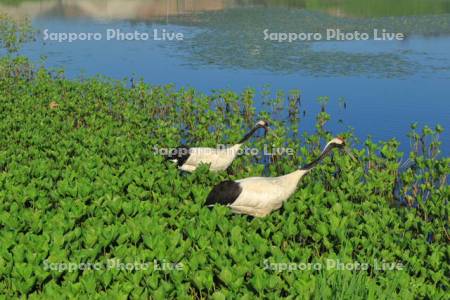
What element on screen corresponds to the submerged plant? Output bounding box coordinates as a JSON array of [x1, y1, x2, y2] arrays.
[[0, 13, 34, 54]]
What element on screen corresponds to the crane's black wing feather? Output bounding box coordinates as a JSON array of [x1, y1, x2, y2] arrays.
[[164, 145, 191, 167], [205, 180, 242, 206]]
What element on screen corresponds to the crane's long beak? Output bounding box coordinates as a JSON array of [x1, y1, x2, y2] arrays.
[[342, 147, 357, 162]]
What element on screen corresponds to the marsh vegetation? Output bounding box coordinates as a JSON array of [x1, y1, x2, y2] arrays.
[[0, 9, 449, 299]]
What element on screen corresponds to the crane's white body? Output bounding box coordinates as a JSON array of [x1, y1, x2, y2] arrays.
[[180, 144, 242, 172], [206, 138, 349, 217], [229, 169, 309, 217], [169, 120, 269, 172]]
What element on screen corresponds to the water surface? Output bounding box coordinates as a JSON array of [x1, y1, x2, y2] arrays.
[[2, 0, 449, 153]]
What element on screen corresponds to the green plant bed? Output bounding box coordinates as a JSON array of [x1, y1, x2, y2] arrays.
[[0, 56, 448, 298]]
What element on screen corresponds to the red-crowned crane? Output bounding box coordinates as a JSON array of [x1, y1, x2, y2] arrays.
[[205, 137, 355, 217], [166, 120, 270, 172]]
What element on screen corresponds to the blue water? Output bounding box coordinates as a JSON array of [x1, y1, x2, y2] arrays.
[[11, 4, 450, 155]]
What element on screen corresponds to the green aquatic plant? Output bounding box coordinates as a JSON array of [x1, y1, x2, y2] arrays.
[[0, 12, 34, 53], [0, 56, 448, 298]]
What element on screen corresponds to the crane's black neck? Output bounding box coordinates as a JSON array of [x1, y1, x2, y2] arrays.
[[238, 125, 262, 144], [299, 143, 339, 171]]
